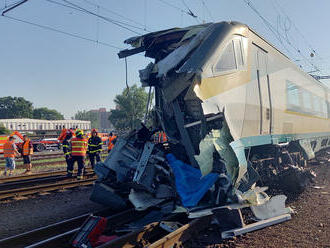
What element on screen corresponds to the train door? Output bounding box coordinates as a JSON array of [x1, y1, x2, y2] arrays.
[[254, 44, 272, 135]]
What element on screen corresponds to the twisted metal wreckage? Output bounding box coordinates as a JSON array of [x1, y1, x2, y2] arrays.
[[90, 22, 321, 238]]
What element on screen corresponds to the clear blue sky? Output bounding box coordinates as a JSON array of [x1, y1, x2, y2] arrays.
[[1, 0, 329, 118]]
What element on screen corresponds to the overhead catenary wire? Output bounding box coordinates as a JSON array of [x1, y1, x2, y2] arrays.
[[157, 0, 199, 21], [271, 0, 327, 74], [48, 0, 144, 35], [2, 14, 123, 50], [242, 0, 321, 73], [201, 0, 214, 22], [80, 0, 152, 32]]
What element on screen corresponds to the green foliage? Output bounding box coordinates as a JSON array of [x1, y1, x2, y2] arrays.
[[0, 124, 10, 135], [0, 97, 64, 121], [33, 107, 64, 120], [74, 110, 99, 129], [109, 85, 150, 130], [0, 96, 33, 118]]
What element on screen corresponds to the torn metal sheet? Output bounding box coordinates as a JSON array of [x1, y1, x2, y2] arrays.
[[129, 190, 164, 211], [221, 214, 292, 239], [156, 26, 210, 77], [237, 186, 269, 205], [250, 195, 293, 220], [212, 124, 239, 183]]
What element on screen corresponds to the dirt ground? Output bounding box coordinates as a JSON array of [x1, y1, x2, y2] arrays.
[[191, 159, 330, 248], [0, 186, 104, 239], [0, 157, 328, 247]]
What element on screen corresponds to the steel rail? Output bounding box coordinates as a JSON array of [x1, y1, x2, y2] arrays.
[[0, 150, 109, 161], [0, 168, 94, 184], [5, 209, 140, 248], [0, 208, 120, 248], [0, 177, 95, 200], [0, 171, 95, 191]]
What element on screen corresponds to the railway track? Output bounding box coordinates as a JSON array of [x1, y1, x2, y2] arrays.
[[0, 172, 96, 200], [0, 168, 94, 188], [0, 208, 129, 248], [0, 150, 109, 162], [0, 205, 211, 248], [0, 169, 89, 183]]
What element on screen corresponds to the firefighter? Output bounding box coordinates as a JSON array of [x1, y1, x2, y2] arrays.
[[71, 129, 88, 180], [21, 135, 33, 174], [62, 130, 73, 177], [107, 132, 117, 153], [87, 129, 102, 169]]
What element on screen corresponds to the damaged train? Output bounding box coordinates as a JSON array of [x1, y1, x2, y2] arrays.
[[91, 21, 330, 220]]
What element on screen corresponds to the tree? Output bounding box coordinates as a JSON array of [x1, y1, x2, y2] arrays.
[[33, 107, 64, 120], [109, 85, 150, 130], [0, 96, 33, 119], [74, 110, 99, 129], [0, 124, 10, 135]]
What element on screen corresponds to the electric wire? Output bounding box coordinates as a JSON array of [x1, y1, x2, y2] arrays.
[[242, 0, 320, 73], [201, 0, 214, 22], [2, 14, 123, 50], [157, 0, 199, 20], [80, 0, 152, 32], [48, 0, 144, 35], [271, 0, 328, 74]]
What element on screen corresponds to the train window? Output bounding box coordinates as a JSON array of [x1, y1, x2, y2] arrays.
[[321, 100, 327, 118], [313, 95, 321, 115], [302, 90, 312, 110], [214, 41, 237, 73], [286, 81, 300, 107], [233, 39, 244, 67]]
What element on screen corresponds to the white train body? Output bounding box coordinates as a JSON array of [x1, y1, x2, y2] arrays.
[[119, 21, 330, 194]]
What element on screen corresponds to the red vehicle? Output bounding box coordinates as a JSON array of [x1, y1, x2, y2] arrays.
[[31, 138, 61, 152]]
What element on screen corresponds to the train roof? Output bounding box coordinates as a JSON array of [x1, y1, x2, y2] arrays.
[[119, 21, 329, 91]]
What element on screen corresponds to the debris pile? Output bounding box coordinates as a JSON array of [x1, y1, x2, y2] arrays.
[[88, 21, 318, 244]]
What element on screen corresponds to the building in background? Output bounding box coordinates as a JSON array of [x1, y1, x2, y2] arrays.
[[0, 118, 91, 131], [90, 108, 113, 132]]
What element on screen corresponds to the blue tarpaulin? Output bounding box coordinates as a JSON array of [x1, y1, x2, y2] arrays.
[[166, 154, 218, 207]]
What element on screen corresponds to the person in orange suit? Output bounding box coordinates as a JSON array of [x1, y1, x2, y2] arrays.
[[21, 135, 33, 174], [107, 132, 117, 153], [3, 136, 20, 176]]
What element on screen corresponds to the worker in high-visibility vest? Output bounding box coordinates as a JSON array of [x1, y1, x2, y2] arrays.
[[107, 132, 117, 153], [21, 135, 33, 174], [158, 131, 168, 143], [62, 130, 73, 177], [3, 136, 20, 176], [71, 129, 88, 180]]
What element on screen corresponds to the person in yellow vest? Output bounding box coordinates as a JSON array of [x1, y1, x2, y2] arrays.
[[22, 135, 33, 174], [107, 132, 117, 153], [71, 129, 88, 180], [3, 136, 20, 176]]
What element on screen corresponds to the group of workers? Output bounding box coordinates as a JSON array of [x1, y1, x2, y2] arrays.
[[3, 135, 34, 176], [2, 129, 117, 178], [62, 129, 117, 179], [2, 129, 166, 177]]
